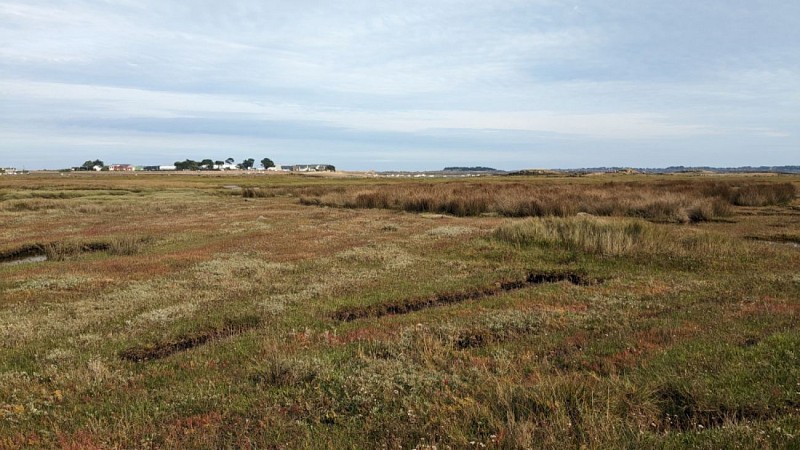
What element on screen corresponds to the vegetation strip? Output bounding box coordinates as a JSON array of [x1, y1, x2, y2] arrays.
[[300, 180, 796, 221], [119, 316, 261, 362], [0, 237, 151, 263], [332, 271, 602, 321], [0, 242, 109, 263]]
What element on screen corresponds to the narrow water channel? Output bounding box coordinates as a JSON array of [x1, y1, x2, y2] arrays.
[[1, 255, 48, 266]]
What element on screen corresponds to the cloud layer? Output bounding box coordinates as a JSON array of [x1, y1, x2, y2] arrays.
[[2, 1, 798, 169]]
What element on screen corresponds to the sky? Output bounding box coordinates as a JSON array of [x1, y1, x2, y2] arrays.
[[1, 1, 798, 171]]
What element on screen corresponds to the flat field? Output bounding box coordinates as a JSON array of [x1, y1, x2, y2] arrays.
[[1, 172, 799, 448]]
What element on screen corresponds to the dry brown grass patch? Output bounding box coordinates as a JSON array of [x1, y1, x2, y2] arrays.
[[296, 179, 773, 222]]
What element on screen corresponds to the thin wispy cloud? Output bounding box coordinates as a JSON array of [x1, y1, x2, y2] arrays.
[[1, 0, 798, 170]]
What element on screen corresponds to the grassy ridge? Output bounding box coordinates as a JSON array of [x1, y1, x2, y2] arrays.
[[0, 172, 798, 448]]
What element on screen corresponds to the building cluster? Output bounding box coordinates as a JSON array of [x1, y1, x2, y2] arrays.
[[138, 164, 335, 172], [279, 164, 336, 172], [70, 163, 336, 172]]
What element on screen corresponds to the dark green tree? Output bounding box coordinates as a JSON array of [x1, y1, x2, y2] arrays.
[[260, 158, 275, 169], [174, 159, 200, 171], [225, 157, 235, 165], [81, 159, 104, 170], [200, 159, 215, 170], [238, 158, 255, 170]]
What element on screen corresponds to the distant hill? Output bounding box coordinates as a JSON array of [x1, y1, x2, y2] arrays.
[[544, 166, 800, 175], [443, 166, 498, 172], [378, 165, 799, 178]]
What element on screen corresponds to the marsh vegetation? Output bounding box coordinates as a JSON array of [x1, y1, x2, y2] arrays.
[[1, 172, 798, 448]]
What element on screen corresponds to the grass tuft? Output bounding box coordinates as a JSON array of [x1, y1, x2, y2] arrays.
[[494, 216, 653, 256]]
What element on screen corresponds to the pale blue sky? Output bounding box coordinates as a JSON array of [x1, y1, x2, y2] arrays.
[[1, 1, 798, 170]]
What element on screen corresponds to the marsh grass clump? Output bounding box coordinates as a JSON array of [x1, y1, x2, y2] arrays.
[[494, 217, 655, 256], [250, 356, 321, 387], [728, 183, 797, 206], [494, 216, 743, 262], [107, 235, 153, 255], [352, 191, 392, 209], [41, 241, 101, 261], [686, 198, 733, 223], [242, 187, 272, 198]]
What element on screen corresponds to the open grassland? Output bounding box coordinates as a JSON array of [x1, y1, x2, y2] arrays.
[[1, 172, 799, 448]]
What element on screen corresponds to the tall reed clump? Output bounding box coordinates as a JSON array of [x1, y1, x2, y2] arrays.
[[493, 216, 739, 259], [107, 235, 152, 256], [728, 183, 796, 206], [242, 187, 270, 198], [494, 217, 656, 256], [41, 241, 91, 261]]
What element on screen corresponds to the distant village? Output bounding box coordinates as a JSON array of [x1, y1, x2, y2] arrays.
[[65, 158, 335, 173], [3, 162, 800, 176]]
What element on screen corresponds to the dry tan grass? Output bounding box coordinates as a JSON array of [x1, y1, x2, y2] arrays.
[[493, 215, 743, 259], [297, 179, 778, 222]]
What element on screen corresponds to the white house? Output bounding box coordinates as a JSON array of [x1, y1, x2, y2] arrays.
[[213, 163, 238, 170]]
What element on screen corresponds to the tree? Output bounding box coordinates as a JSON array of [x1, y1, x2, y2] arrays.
[[81, 159, 104, 170], [174, 159, 199, 171], [215, 160, 224, 168], [200, 159, 215, 170], [225, 157, 235, 165], [261, 158, 275, 169], [238, 158, 255, 170]]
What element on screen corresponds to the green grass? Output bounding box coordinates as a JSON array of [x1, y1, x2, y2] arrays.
[[0, 172, 798, 448]]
